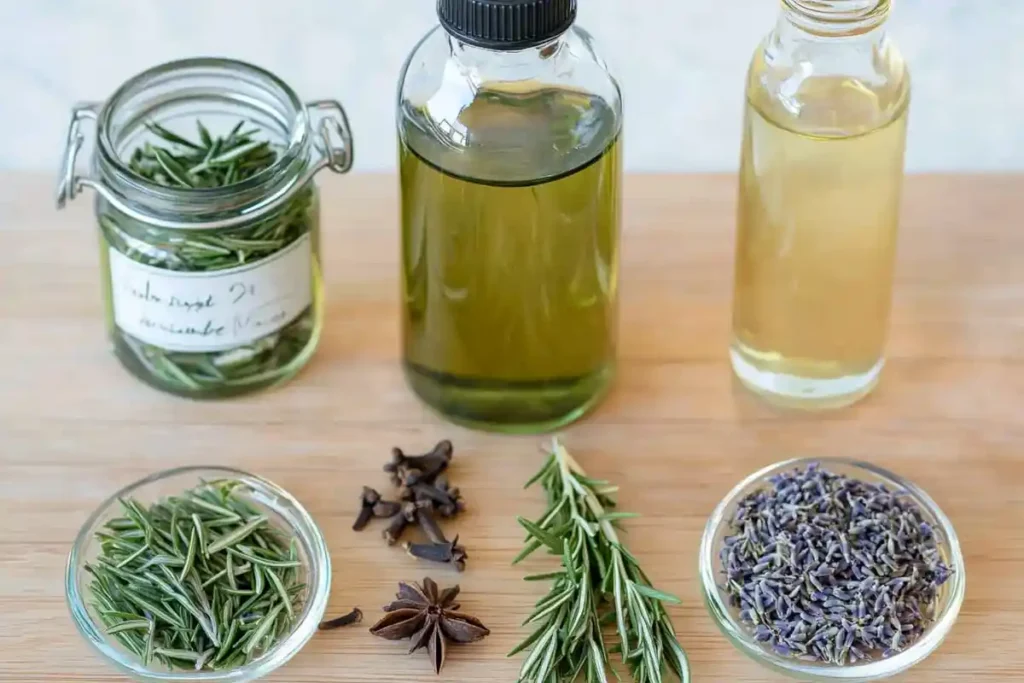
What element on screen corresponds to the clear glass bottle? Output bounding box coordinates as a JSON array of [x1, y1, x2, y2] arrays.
[[56, 58, 354, 398], [730, 0, 910, 409], [397, 0, 623, 432]]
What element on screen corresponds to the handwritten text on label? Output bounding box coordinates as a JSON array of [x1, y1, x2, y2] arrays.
[[108, 234, 313, 352]]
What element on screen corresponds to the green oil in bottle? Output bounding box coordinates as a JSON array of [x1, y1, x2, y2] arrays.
[[399, 85, 621, 432]]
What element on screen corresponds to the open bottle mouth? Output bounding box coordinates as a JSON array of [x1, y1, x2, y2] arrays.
[[785, 0, 888, 17], [783, 0, 891, 35], [96, 57, 311, 217]]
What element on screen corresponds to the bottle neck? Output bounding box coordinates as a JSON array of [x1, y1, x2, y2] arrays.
[[447, 32, 568, 76], [760, 0, 906, 137], [781, 0, 890, 37]]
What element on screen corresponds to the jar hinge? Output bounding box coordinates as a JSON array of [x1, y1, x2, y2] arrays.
[[55, 102, 100, 210], [306, 99, 355, 174]]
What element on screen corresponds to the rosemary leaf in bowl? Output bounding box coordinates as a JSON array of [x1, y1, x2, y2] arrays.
[[84, 478, 307, 671]]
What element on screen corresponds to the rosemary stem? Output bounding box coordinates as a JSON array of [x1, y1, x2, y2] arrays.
[[513, 440, 690, 683]]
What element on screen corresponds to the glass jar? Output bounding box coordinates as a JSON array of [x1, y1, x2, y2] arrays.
[[56, 58, 354, 398], [66, 466, 332, 682], [397, 0, 623, 433], [730, 0, 910, 409]]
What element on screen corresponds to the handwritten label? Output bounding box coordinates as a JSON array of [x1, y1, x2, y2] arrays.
[[108, 235, 313, 352]]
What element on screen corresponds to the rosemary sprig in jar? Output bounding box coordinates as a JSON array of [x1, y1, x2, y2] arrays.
[[84, 479, 306, 671], [99, 119, 319, 397], [511, 440, 691, 683]]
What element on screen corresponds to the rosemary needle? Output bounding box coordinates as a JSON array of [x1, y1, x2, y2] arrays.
[[115, 544, 149, 569], [253, 564, 265, 596], [265, 568, 294, 619], [192, 513, 207, 551], [180, 527, 197, 581], [229, 546, 302, 568], [243, 603, 285, 655], [206, 516, 267, 555], [106, 620, 152, 634], [84, 479, 305, 672]]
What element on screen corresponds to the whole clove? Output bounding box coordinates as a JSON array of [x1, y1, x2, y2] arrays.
[[319, 607, 363, 630], [415, 507, 447, 544], [353, 440, 467, 568], [383, 513, 409, 546], [403, 478, 464, 518], [353, 487, 382, 531], [404, 536, 468, 572], [404, 460, 449, 487], [373, 499, 402, 519], [406, 505, 468, 571], [383, 501, 424, 546], [385, 440, 454, 487], [432, 477, 464, 518], [354, 487, 404, 532]]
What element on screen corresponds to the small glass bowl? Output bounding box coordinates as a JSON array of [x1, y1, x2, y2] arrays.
[[699, 457, 966, 682], [66, 466, 331, 683]]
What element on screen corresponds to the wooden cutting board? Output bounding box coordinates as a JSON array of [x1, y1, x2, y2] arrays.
[[1, 173, 1021, 682]]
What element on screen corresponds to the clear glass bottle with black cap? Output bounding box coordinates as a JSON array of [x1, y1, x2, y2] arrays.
[[397, 0, 622, 433]]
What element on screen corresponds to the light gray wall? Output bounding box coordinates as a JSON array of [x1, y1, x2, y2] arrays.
[[3, 0, 1021, 172]]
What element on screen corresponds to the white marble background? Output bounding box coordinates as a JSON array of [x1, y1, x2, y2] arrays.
[[1, 0, 1021, 172]]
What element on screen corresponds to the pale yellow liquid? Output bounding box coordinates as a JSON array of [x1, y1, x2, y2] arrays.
[[731, 95, 909, 408]]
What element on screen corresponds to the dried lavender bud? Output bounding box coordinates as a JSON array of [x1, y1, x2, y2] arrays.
[[719, 463, 953, 666]]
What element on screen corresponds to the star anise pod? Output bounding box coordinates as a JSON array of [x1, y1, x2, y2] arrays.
[[369, 578, 490, 674]]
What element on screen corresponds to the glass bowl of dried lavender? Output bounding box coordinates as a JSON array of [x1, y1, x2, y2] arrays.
[[65, 466, 331, 682], [699, 458, 965, 681]]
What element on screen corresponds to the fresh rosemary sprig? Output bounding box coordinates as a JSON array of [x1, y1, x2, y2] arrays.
[[100, 119, 318, 397], [85, 479, 306, 671], [511, 440, 690, 683]]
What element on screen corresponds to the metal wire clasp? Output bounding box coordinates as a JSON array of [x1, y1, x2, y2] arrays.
[[55, 102, 100, 209], [54, 99, 355, 229], [306, 100, 355, 174]]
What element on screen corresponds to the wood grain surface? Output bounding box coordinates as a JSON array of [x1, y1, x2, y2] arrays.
[[1, 173, 1022, 682]]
